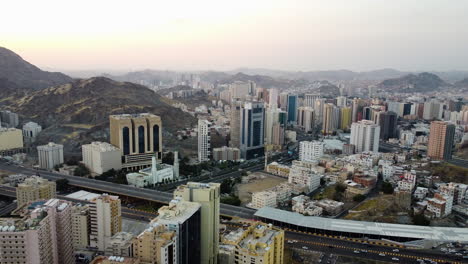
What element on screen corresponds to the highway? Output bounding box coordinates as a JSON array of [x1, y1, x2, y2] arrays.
[[0, 185, 158, 221], [0, 161, 257, 219]]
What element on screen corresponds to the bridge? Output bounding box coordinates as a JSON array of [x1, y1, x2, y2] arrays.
[[0, 161, 256, 219]]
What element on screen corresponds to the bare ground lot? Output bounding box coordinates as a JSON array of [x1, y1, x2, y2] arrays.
[[235, 172, 286, 205]]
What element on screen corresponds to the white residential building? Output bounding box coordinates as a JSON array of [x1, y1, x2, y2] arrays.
[[37, 142, 64, 169], [22, 121, 42, 143], [198, 119, 211, 162], [397, 170, 417, 192], [350, 120, 380, 153], [251, 191, 277, 209], [289, 161, 321, 193], [82, 141, 122, 174], [299, 141, 324, 162]]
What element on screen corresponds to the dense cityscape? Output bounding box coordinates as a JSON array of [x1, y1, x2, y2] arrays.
[[1, 1, 468, 264]]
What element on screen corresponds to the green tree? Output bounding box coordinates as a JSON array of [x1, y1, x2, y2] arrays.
[[221, 195, 241, 206], [220, 178, 233, 194], [381, 181, 394, 194], [353, 194, 366, 202], [73, 164, 90, 177], [335, 183, 347, 193], [412, 214, 430, 226], [333, 192, 343, 201], [56, 178, 69, 192]]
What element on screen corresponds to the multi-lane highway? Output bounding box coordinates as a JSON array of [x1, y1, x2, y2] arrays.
[[0, 161, 257, 219]]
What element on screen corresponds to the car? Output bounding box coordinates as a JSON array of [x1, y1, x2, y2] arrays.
[[379, 253, 386, 256], [392, 257, 399, 261], [287, 240, 294, 244], [392, 249, 399, 252], [353, 250, 360, 254], [302, 246, 308, 250], [361, 250, 367, 253]]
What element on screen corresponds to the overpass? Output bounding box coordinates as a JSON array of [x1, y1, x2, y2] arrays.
[[0, 162, 256, 219]]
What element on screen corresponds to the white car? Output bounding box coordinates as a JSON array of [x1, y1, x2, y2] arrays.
[[392, 249, 399, 252], [392, 257, 399, 261], [354, 250, 360, 254], [302, 246, 308, 250], [379, 253, 386, 256]]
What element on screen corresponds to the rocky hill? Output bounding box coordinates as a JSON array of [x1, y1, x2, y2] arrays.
[[0, 77, 197, 154], [0, 47, 73, 90], [378, 72, 449, 93], [455, 77, 468, 88]]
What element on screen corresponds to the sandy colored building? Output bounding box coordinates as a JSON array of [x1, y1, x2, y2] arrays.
[[109, 113, 162, 170], [174, 182, 220, 264], [427, 121, 455, 160], [16, 176, 56, 208], [219, 222, 284, 264], [71, 204, 90, 249], [0, 127, 23, 151], [133, 221, 177, 264], [89, 194, 122, 251]]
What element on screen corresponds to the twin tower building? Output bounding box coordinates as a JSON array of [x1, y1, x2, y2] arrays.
[[109, 113, 163, 170]]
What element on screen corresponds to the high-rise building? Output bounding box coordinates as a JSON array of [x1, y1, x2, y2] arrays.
[[71, 204, 90, 249], [340, 107, 352, 130], [198, 119, 211, 162], [89, 194, 122, 251], [0, 110, 19, 128], [229, 100, 242, 148], [379, 111, 397, 140], [304, 94, 320, 108], [16, 176, 56, 207], [152, 198, 202, 264], [240, 101, 265, 159], [0, 199, 75, 264], [265, 108, 287, 145], [278, 93, 289, 110], [22, 121, 42, 143], [336, 96, 347, 108], [229, 81, 255, 100], [134, 221, 178, 264], [351, 98, 365, 122], [271, 123, 285, 147], [299, 141, 324, 162], [350, 120, 380, 153], [286, 95, 298, 124], [218, 222, 284, 264], [322, 103, 339, 135], [268, 88, 279, 108], [82, 142, 122, 174], [297, 107, 315, 133], [0, 127, 23, 151], [427, 121, 455, 160], [174, 182, 220, 264], [314, 98, 327, 124], [109, 113, 162, 170], [256, 87, 269, 103], [37, 142, 64, 170], [423, 100, 443, 120]]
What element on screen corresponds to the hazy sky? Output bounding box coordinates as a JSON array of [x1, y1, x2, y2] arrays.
[[2, 0, 468, 71]]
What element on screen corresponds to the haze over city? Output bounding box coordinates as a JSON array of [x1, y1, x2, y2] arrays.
[[2, 0, 468, 71]]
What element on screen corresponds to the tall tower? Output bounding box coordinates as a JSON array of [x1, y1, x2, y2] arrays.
[[379, 111, 397, 140], [173, 151, 179, 179], [427, 121, 455, 160], [350, 120, 381, 153], [286, 94, 298, 125], [174, 182, 220, 264], [229, 100, 242, 148], [198, 119, 211, 162], [240, 101, 265, 159], [109, 113, 162, 170]]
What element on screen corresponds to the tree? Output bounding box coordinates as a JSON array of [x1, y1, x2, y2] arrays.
[[320, 178, 326, 186], [220, 178, 233, 194], [335, 183, 347, 193], [73, 164, 90, 177], [353, 194, 366, 202], [381, 181, 394, 194], [221, 195, 241, 206], [56, 178, 69, 192], [412, 214, 430, 226], [332, 192, 343, 202]]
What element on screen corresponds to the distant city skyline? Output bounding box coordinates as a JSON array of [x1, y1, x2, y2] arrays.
[[2, 0, 468, 71]]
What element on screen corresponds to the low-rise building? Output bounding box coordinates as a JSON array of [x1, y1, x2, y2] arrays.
[[218, 223, 284, 264], [16, 176, 56, 207], [265, 162, 290, 178], [212, 146, 240, 161], [105, 232, 135, 257], [251, 191, 277, 209], [426, 193, 453, 218], [126, 155, 175, 187], [313, 199, 344, 215]]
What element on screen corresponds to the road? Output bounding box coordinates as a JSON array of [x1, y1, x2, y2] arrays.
[[0, 185, 157, 221], [0, 161, 257, 219]]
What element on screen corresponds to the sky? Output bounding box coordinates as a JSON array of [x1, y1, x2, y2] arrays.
[[2, 0, 468, 72]]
